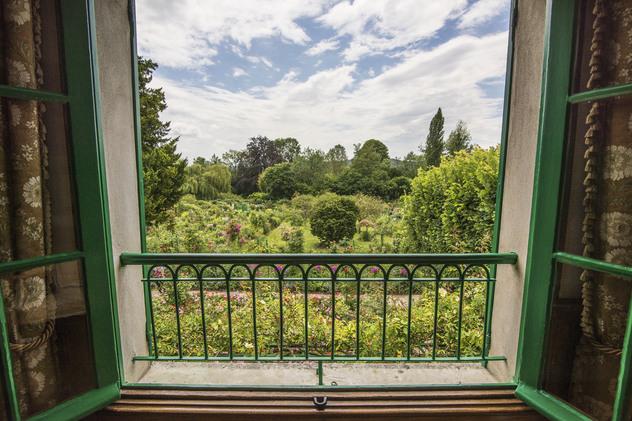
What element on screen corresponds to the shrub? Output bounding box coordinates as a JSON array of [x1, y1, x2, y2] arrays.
[[403, 147, 498, 253], [281, 225, 304, 253], [290, 194, 317, 219], [310, 195, 359, 244], [258, 162, 298, 199], [353, 194, 388, 221], [388, 176, 412, 199]]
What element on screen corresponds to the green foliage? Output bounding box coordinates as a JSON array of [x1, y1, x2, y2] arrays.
[[403, 147, 499, 253], [223, 136, 285, 196], [388, 176, 412, 199], [423, 108, 445, 167], [274, 137, 301, 162], [280, 225, 304, 253], [446, 120, 473, 156], [290, 194, 317, 219], [139, 57, 186, 225], [291, 148, 327, 194], [399, 152, 425, 178], [353, 194, 388, 221], [325, 144, 348, 174], [258, 162, 298, 199], [310, 195, 359, 244], [182, 159, 232, 200]]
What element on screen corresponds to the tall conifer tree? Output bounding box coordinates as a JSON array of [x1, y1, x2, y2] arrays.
[[423, 108, 445, 167]]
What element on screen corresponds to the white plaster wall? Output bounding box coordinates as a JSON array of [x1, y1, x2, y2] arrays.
[[487, 0, 547, 382], [94, 0, 149, 383]]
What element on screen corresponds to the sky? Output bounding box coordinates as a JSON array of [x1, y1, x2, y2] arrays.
[[136, 0, 510, 160]]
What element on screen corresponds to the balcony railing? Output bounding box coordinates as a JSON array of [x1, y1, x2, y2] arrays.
[[120, 253, 517, 365]]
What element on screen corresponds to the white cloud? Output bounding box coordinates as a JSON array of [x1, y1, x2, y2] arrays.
[[305, 39, 340, 56], [317, 0, 468, 61], [458, 0, 509, 29], [232, 67, 248, 78], [136, 0, 331, 68], [152, 32, 508, 160]]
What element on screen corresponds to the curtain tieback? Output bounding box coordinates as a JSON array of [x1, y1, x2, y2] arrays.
[[9, 319, 54, 353]]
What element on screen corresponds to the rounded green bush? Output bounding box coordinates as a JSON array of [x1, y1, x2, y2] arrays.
[[309, 196, 359, 244]]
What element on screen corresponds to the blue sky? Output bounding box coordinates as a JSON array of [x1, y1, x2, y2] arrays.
[[136, 0, 510, 160]]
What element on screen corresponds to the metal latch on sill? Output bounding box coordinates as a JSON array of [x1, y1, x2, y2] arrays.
[[313, 396, 328, 410]]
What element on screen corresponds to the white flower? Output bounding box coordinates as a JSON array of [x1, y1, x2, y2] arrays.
[[8, 60, 31, 87], [602, 145, 632, 181], [600, 212, 632, 247], [9, 104, 22, 127], [604, 248, 632, 267], [6, 0, 31, 25], [22, 216, 42, 241], [17, 276, 45, 312], [22, 176, 41, 208], [20, 144, 35, 162]]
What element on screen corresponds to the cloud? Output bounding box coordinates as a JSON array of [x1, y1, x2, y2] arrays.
[[136, 0, 331, 68], [317, 0, 468, 61], [152, 32, 508, 160], [232, 68, 248, 78], [305, 39, 340, 56], [458, 0, 510, 29]]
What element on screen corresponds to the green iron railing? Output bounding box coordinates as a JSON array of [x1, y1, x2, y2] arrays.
[[121, 253, 517, 364]]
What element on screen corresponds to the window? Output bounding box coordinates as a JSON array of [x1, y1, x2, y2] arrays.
[[0, 1, 120, 419], [516, 1, 632, 420]]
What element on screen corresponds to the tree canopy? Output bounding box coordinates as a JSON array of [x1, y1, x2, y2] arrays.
[[258, 162, 298, 199], [182, 158, 232, 200], [446, 120, 473, 156], [403, 147, 499, 253], [139, 57, 186, 225], [423, 108, 445, 167]]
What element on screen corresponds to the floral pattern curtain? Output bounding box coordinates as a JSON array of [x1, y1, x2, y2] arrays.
[[570, 0, 632, 419], [0, 0, 58, 416]]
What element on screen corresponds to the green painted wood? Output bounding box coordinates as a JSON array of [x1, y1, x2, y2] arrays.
[[120, 252, 519, 266], [28, 383, 119, 421], [0, 85, 68, 103], [0, 295, 20, 420], [554, 252, 632, 280], [514, 0, 574, 387], [568, 81, 632, 104], [0, 251, 83, 276], [612, 294, 632, 420], [516, 384, 592, 421], [62, 0, 121, 389]]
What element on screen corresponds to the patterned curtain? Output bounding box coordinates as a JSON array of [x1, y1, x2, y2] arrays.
[[0, 0, 58, 416], [570, 1, 632, 419]]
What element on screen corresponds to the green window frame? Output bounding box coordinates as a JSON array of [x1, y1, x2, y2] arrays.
[[0, 0, 121, 419], [515, 0, 632, 420]]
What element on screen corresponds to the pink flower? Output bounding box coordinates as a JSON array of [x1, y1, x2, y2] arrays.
[[369, 267, 379, 274]]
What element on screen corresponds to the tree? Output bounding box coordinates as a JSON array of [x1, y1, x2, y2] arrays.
[[423, 108, 445, 167], [258, 162, 297, 199], [139, 57, 186, 225], [325, 144, 348, 174], [403, 147, 499, 253], [182, 159, 232, 200], [310, 195, 359, 244], [274, 138, 301, 162], [399, 152, 424, 178], [224, 136, 284, 195], [292, 148, 327, 193], [446, 120, 472, 156]]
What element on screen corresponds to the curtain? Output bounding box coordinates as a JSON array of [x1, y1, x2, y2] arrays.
[[570, 0, 632, 419], [0, 0, 58, 416]]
